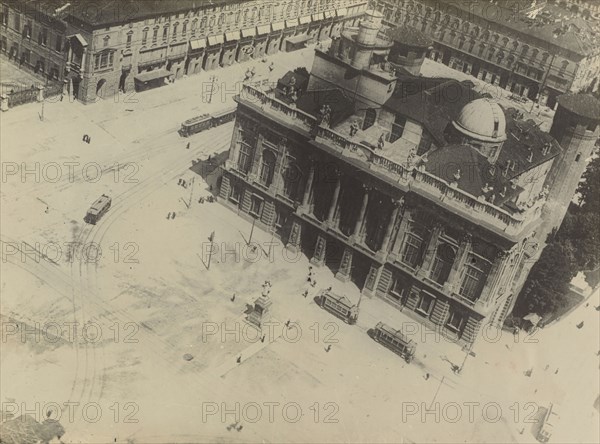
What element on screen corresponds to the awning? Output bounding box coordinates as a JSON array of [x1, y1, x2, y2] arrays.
[[225, 31, 240, 42], [241, 27, 256, 38], [189, 38, 207, 50], [207, 35, 224, 46], [272, 21, 285, 31], [285, 19, 299, 28], [337, 8, 347, 17], [68, 33, 88, 47], [135, 69, 172, 83], [286, 34, 311, 45], [299, 15, 311, 25], [257, 25, 270, 35], [312, 13, 325, 21], [324, 10, 335, 19]]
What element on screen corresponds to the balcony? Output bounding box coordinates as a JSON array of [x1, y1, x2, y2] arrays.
[[237, 85, 541, 240]]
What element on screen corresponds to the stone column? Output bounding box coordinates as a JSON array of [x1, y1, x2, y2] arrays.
[[248, 132, 264, 181], [388, 207, 412, 262], [286, 219, 302, 253], [270, 138, 287, 194], [460, 316, 482, 344], [444, 233, 472, 294], [417, 223, 442, 278], [335, 247, 353, 282], [478, 250, 509, 305], [326, 172, 342, 227], [299, 159, 315, 215], [226, 123, 243, 170], [351, 185, 370, 243], [310, 233, 327, 266], [362, 262, 383, 298], [377, 198, 403, 258]]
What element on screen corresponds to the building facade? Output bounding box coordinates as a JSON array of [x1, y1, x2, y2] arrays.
[[218, 10, 600, 345], [1, 0, 368, 103], [370, 0, 600, 109], [1, 1, 68, 84]]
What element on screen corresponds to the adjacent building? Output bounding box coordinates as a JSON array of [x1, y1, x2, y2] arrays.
[[218, 10, 600, 345], [370, 0, 600, 109], [1, 0, 368, 103]]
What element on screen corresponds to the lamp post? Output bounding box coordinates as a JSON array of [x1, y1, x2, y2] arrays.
[[248, 213, 258, 245], [208, 75, 218, 104]]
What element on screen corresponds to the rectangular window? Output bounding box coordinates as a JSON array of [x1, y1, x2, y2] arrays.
[[459, 264, 484, 301], [446, 311, 464, 331], [401, 233, 423, 268], [250, 195, 263, 217], [41, 27, 47, 45], [153, 28, 158, 43], [1, 6, 8, 26], [417, 292, 435, 316], [142, 29, 148, 45], [390, 114, 406, 143], [14, 13, 20, 32], [430, 242, 456, 285], [237, 142, 253, 174], [25, 20, 31, 37], [388, 277, 406, 303], [275, 210, 287, 228], [163, 27, 168, 41], [55, 35, 62, 52], [229, 182, 241, 203], [126, 33, 132, 48]]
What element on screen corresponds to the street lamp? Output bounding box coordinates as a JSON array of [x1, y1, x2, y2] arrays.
[[248, 213, 258, 245], [208, 75, 218, 104]]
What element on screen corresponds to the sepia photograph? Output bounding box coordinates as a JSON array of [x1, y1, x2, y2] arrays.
[[1, 0, 599, 443]]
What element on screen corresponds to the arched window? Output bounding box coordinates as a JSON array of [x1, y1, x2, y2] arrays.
[[283, 163, 302, 201], [501, 37, 509, 47], [559, 60, 569, 76], [182, 21, 187, 36], [259, 150, 277, 187], [218, 13, 224, 26], [521, 44, 529, 57], [200, 17, 207, 29], [172, 23, 178, 38], [209, 16, 215, 27], [430, 242, 456, 285]]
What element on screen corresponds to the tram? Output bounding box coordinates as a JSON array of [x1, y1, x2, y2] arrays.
[[372, 321, 417, 363], [84, 194, 111, 225]]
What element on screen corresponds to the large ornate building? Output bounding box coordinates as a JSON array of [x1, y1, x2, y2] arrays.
[[218, 10, 600, 345], [370, 0, 600, 109], [1, 0, 368, 103]]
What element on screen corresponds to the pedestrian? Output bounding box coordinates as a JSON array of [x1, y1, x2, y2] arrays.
[[171, 212, 176, 219], [236, 424, 243, 432], [208, 154, 212, 162], [326, 344, 332, 352], [555, 368, 559, 374], [261, 334, 265, 343], [236, 355, 241, 364], [60, 94, 64, 102], [302, 290, 308, 298], [186, 142, 190, 149], [87, 136, 91, 144], [231, 293, 236, 302], [285, 319, 290, 328], [326, 286, 332, 292], [167, 212, 171, 219], [45, 206, 49, 214], [424, 373, 430, 380], [82, 134, 87, 142]]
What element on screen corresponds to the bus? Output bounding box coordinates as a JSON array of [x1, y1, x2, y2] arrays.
[[372, 321, 417, 363], [318, 291, 358, 324], [84, 194, 111, 225]]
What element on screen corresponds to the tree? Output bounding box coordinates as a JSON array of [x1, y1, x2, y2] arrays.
[[577, 154, 600, 214], [514, 241, 577, 318]]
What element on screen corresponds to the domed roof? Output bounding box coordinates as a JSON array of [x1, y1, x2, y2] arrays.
[[452, 99, 507, 143]]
